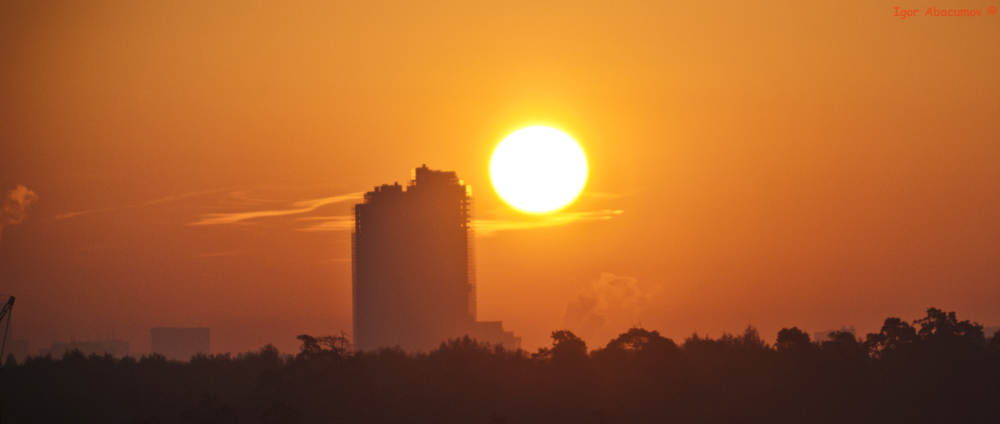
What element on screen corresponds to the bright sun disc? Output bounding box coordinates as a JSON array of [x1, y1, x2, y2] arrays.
[[490, 126, 588, 213]]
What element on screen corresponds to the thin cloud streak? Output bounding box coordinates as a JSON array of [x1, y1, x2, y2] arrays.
[[297, 210, 624, 234], [56, 188, 230, 220], [217, 187, 292, 207], [476, 209, 624, 235], [298, 215, 355, 232], [191, 193, 363, 226]]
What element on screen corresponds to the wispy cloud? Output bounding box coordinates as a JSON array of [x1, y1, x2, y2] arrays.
[[56, 206, 123, 220], [297, 215, 355, 232], [474, 209, 624, 235], [56, 188, 230, 220], [294, 209, 625, 234], [1, 185, 39, 243], [564, 273, 660, 344], [190, 193, 363, 226], [216, 187, 291, 207]]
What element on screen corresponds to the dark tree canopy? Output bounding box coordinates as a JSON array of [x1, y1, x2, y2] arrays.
[[776, 326, 812, 355], [3, 307, 999, 424]]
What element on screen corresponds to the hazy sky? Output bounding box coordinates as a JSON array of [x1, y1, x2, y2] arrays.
[[2, 0, 998, 354]]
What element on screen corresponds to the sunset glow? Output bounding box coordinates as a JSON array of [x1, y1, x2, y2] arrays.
[[2, 0, 999, 371], [3, 1, 1000, 419]]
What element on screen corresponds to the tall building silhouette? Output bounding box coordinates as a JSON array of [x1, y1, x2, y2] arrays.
[[353, 165, 519, 352]]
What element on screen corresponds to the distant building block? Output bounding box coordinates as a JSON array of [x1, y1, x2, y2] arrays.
[[151, 327, 210, 361]]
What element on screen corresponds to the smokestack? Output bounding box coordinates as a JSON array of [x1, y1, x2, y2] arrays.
[[0, 185, 39, 244]]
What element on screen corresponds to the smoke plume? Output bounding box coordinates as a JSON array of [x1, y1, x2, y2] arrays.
[[563, 273, 659, 345], [0, 185, 39, 243]]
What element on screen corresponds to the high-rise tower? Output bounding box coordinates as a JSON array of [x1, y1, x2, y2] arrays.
[[352, 165, 518, 352]]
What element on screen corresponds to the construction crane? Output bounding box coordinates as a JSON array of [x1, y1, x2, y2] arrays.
[[0, 295, 13, 424], [0, 296, 12, 360]]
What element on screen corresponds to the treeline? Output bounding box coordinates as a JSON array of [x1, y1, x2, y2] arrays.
[[3, 307, 1000, 424]]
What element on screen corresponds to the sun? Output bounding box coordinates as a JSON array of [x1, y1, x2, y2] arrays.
[[490, 126, 588, 214]]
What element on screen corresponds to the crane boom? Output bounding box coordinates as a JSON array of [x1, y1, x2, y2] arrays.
[[0, 296, 13, 323], [1, 296, 14, 361]]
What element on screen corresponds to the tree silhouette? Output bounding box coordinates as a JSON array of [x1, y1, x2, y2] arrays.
[[604, 327, 677, 354], [3, 308, 998, 424], [533, 330, 588, 365], [864, 317, 918, 359], [776, 326, 813, 356], [593, 327, 679, 364], [819, 330, 866, 364], [914, 307, 985, 350], [295, 332, 352, 361]]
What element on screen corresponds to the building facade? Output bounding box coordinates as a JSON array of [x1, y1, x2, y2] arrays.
[[352, 165, 518, 352], [150, 327, 210, 361]]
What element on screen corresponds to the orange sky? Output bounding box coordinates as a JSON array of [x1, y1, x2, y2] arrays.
[[1, 0, 998, 354]]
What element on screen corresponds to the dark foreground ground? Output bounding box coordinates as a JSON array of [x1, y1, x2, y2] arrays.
[[3, 307, 999, 424]]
